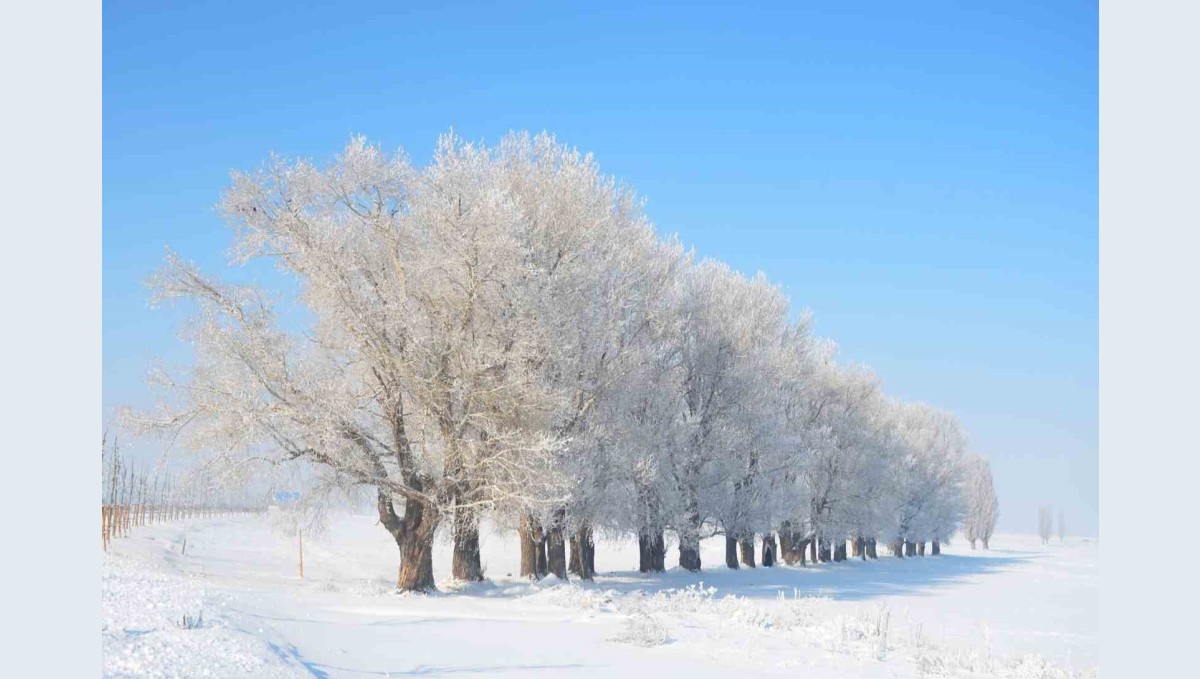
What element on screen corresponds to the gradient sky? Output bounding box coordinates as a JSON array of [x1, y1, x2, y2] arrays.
[[103, 1, 1098, 535]]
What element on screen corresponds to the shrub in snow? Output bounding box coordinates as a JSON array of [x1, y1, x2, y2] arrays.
[[613, 608, 670, 647], [178, 610, 204, 630]]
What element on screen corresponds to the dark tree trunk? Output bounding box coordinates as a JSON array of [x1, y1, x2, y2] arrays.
[[519, 512, 540, 579], [818, 538, 831, 563], [931, 539, 941, 556], [451, 503, 484, 582], [573, 524, 595, 580], [866, 538, 878, 559], [982, 538, 990, 550], [546, 509, 568, 580], [918, 541, 926, 557], [547, 533, 567, 579], [969, 538, 977, 550], [678, 507, 702, 571], [634, 483, 665, 572], [761, 534, 777, 567], [851, 536, 862, 558], [833, 542, 846, 562], [638, 530, 666, 572], [536, 528, 549, 578], [904, 540, 916, 557], [810, 537, 819, 564], [799, 539, 808, 566], [569, 535, 582, 576], [893, 539, 904, 557], [739, 536, 756, 568], [725, 534, 740, 569], [679, 535, 702, 572]]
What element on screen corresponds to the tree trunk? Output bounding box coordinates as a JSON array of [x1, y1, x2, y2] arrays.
[[931, 539, 941, 556], [818, 538, 831, 563], [904, 540, 916, 557], [778, 525, 796, 564], [572, 524, 595, 580], [851, 536, 862, 558], [546, 509, 568, 580], [725, 534, 740, 569], [637, 533, 652, 572], [917, 541, 926, 556], [893, 539, 904, 557], [982, 538, 989, 550], [761, 534, 777, 567], [547, 530, 568, 579], [866, 538, 878, 559], [678, 507, 702, 571], [377, 491, 438, 592], [970, 538, 977, 550], [397, 517, 436, 591], [833, 542, 846, 562], [536, 527, 549, 578], [679, 534, 702, 572], [569, 535, 582, 576], [810, 537, 819, 564], [635, 483, 665, 572], [639, 530, 665, 573], [519, 512, 540, 579], [739, 536, 756, 568], [452, 504, 484, 582]]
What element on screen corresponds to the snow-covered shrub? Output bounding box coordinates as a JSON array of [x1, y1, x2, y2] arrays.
[[613, 607, 671, 647]]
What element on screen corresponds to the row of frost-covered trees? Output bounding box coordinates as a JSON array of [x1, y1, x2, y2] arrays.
[[126, 132, 999, 591]]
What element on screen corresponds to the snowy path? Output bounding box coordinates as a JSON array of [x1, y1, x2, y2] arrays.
[[101, 514, 1098, 678]]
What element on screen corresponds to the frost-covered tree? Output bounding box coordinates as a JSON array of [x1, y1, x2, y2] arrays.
[[795, 359, 885, 563], [652, 261, 790, 571], [963, 454, 999, 549], [887, 403, 968, 557], [1038, 506, 1053, 545], [128, 136, 579, 591], [490, 134, 685, 581]]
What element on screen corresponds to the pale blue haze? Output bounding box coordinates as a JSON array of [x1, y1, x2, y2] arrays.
[[103, 1, 1098, 534]]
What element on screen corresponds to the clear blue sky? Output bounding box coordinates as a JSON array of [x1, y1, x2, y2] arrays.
[[103, 1, 1098, 535]]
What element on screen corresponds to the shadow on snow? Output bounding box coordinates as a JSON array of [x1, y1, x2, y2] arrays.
[[451, 551, 1031, 603]]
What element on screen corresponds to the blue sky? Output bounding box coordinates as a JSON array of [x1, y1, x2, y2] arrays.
[[103, 1, 1098, 535]]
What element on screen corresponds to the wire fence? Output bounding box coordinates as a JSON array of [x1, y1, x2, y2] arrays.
[[101, 432, 266, 551]]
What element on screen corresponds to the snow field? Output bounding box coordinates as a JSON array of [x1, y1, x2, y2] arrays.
[[102, 514, 1098, 678]]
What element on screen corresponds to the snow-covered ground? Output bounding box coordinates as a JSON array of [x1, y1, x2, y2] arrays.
[[101, 514, 1098, 678]]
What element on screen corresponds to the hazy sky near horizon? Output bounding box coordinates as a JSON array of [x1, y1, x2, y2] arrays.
[[103, 1, 1098, 535]]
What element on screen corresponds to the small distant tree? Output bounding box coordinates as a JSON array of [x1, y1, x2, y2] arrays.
[[1057, 508, 1065, 543], [1038, 506, 1053, 545]]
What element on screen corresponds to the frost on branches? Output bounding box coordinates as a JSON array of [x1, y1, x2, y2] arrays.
[[126, 132, 997, 591]]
